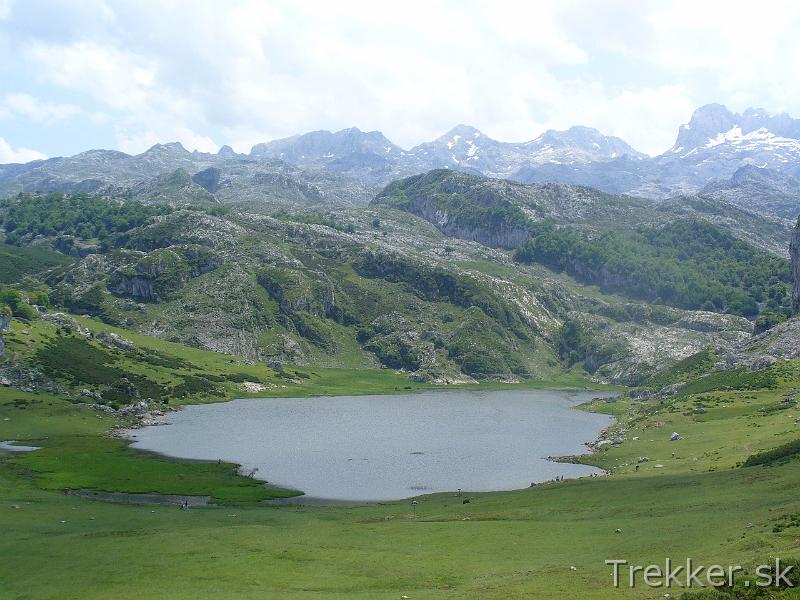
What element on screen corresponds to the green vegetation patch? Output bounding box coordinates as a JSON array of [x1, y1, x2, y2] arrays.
[[679, 368, 779, 396], [515, 219, 792, 317], [34, 335, 123, 385], [376, 169, 531, 233], [743, 438, 800, 467], [0, 243, 73, 284], [1, 192, 172, 249], [643, 348, 720, 389]]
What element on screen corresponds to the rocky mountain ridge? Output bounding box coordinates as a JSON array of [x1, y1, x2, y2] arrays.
[[514, 105, 800, 206], [373, 169, 794, 257], [3, 103, 799, 221], [699, 165, 800, 220], [0, 142, 376, 207]]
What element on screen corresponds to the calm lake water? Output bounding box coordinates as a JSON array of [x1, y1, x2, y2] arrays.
[[128, 388, 615, 502]]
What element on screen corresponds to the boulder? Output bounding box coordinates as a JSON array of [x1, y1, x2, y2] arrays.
[[96, 331, 135, 351], [117, 400, 150, 417], [41, 313, 89, 336]]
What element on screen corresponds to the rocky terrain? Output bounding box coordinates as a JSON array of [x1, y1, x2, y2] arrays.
[[373, 169, 793, 256], [0, 143, 375, 208], [0, 185, 769, 387], [700, 165, 800, 221]]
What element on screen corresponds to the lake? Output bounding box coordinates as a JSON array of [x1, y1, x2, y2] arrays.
[[128, 388, 615, 502]]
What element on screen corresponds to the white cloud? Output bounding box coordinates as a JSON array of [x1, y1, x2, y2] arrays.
[[1, 93, 83, 122], [0, 137, 46, 163], [3, 0, 800, 156]]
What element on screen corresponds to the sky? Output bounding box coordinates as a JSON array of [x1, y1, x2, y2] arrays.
[[1, 0, 800, 162]]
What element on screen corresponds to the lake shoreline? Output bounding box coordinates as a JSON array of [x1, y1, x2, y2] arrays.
[[124, 388, 619, 504]]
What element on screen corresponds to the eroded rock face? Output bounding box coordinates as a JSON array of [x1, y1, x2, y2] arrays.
[[0, 307, 10, 357], [791, 219, 800, 313]]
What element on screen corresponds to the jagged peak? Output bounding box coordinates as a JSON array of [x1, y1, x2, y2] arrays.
[[438, 124, 485, 141], [144, 141, 189, 155], [670, 104, 800, 153]]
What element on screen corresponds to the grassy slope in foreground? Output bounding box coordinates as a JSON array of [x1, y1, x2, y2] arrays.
[[2, 369, 800, 598], [2, 315, 800, 597]]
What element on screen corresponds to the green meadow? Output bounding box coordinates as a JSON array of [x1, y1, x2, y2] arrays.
[[1, 315, 799, 598]]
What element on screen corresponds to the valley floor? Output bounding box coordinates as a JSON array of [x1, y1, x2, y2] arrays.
[[1, 319, 800, 598]]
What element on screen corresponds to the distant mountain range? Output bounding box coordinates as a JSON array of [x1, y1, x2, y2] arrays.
[[510, 104, 800, 206], [1, 103, 799, 220], [249, 123, 645, 184]]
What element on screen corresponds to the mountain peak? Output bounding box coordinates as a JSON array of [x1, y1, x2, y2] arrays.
[[217, 144, 237, 158], [144, 141, 189, 155], [441, 124, 484, 140], [671, 104, 800, 153], [529, 126, 646, 161], [672, 104, 737, 150], [248, 126, 400, 165]]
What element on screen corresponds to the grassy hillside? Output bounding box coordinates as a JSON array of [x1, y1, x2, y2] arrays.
[[0, 242, 73, 284]]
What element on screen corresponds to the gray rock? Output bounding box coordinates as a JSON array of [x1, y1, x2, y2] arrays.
[[96, 331, 136, 351], [0, 307, 11, 332], [41, 312, 89, 336], [117, 401, 150, 417]]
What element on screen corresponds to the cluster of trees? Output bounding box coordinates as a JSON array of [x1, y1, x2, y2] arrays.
[[515, 219, 793, 318], [0, 287, 48, 321], [1, 193, 171, 247]]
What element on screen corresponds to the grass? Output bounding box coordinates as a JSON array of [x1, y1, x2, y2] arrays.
[[0, 242, 73, 284], [0, 388, 293, 504], [2, 394, 800, 598], [2, 313, 800, 598]]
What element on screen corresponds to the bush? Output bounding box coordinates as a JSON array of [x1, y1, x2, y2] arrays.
[[743, 439, 800, 467], [0, 288, 38, 320]]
